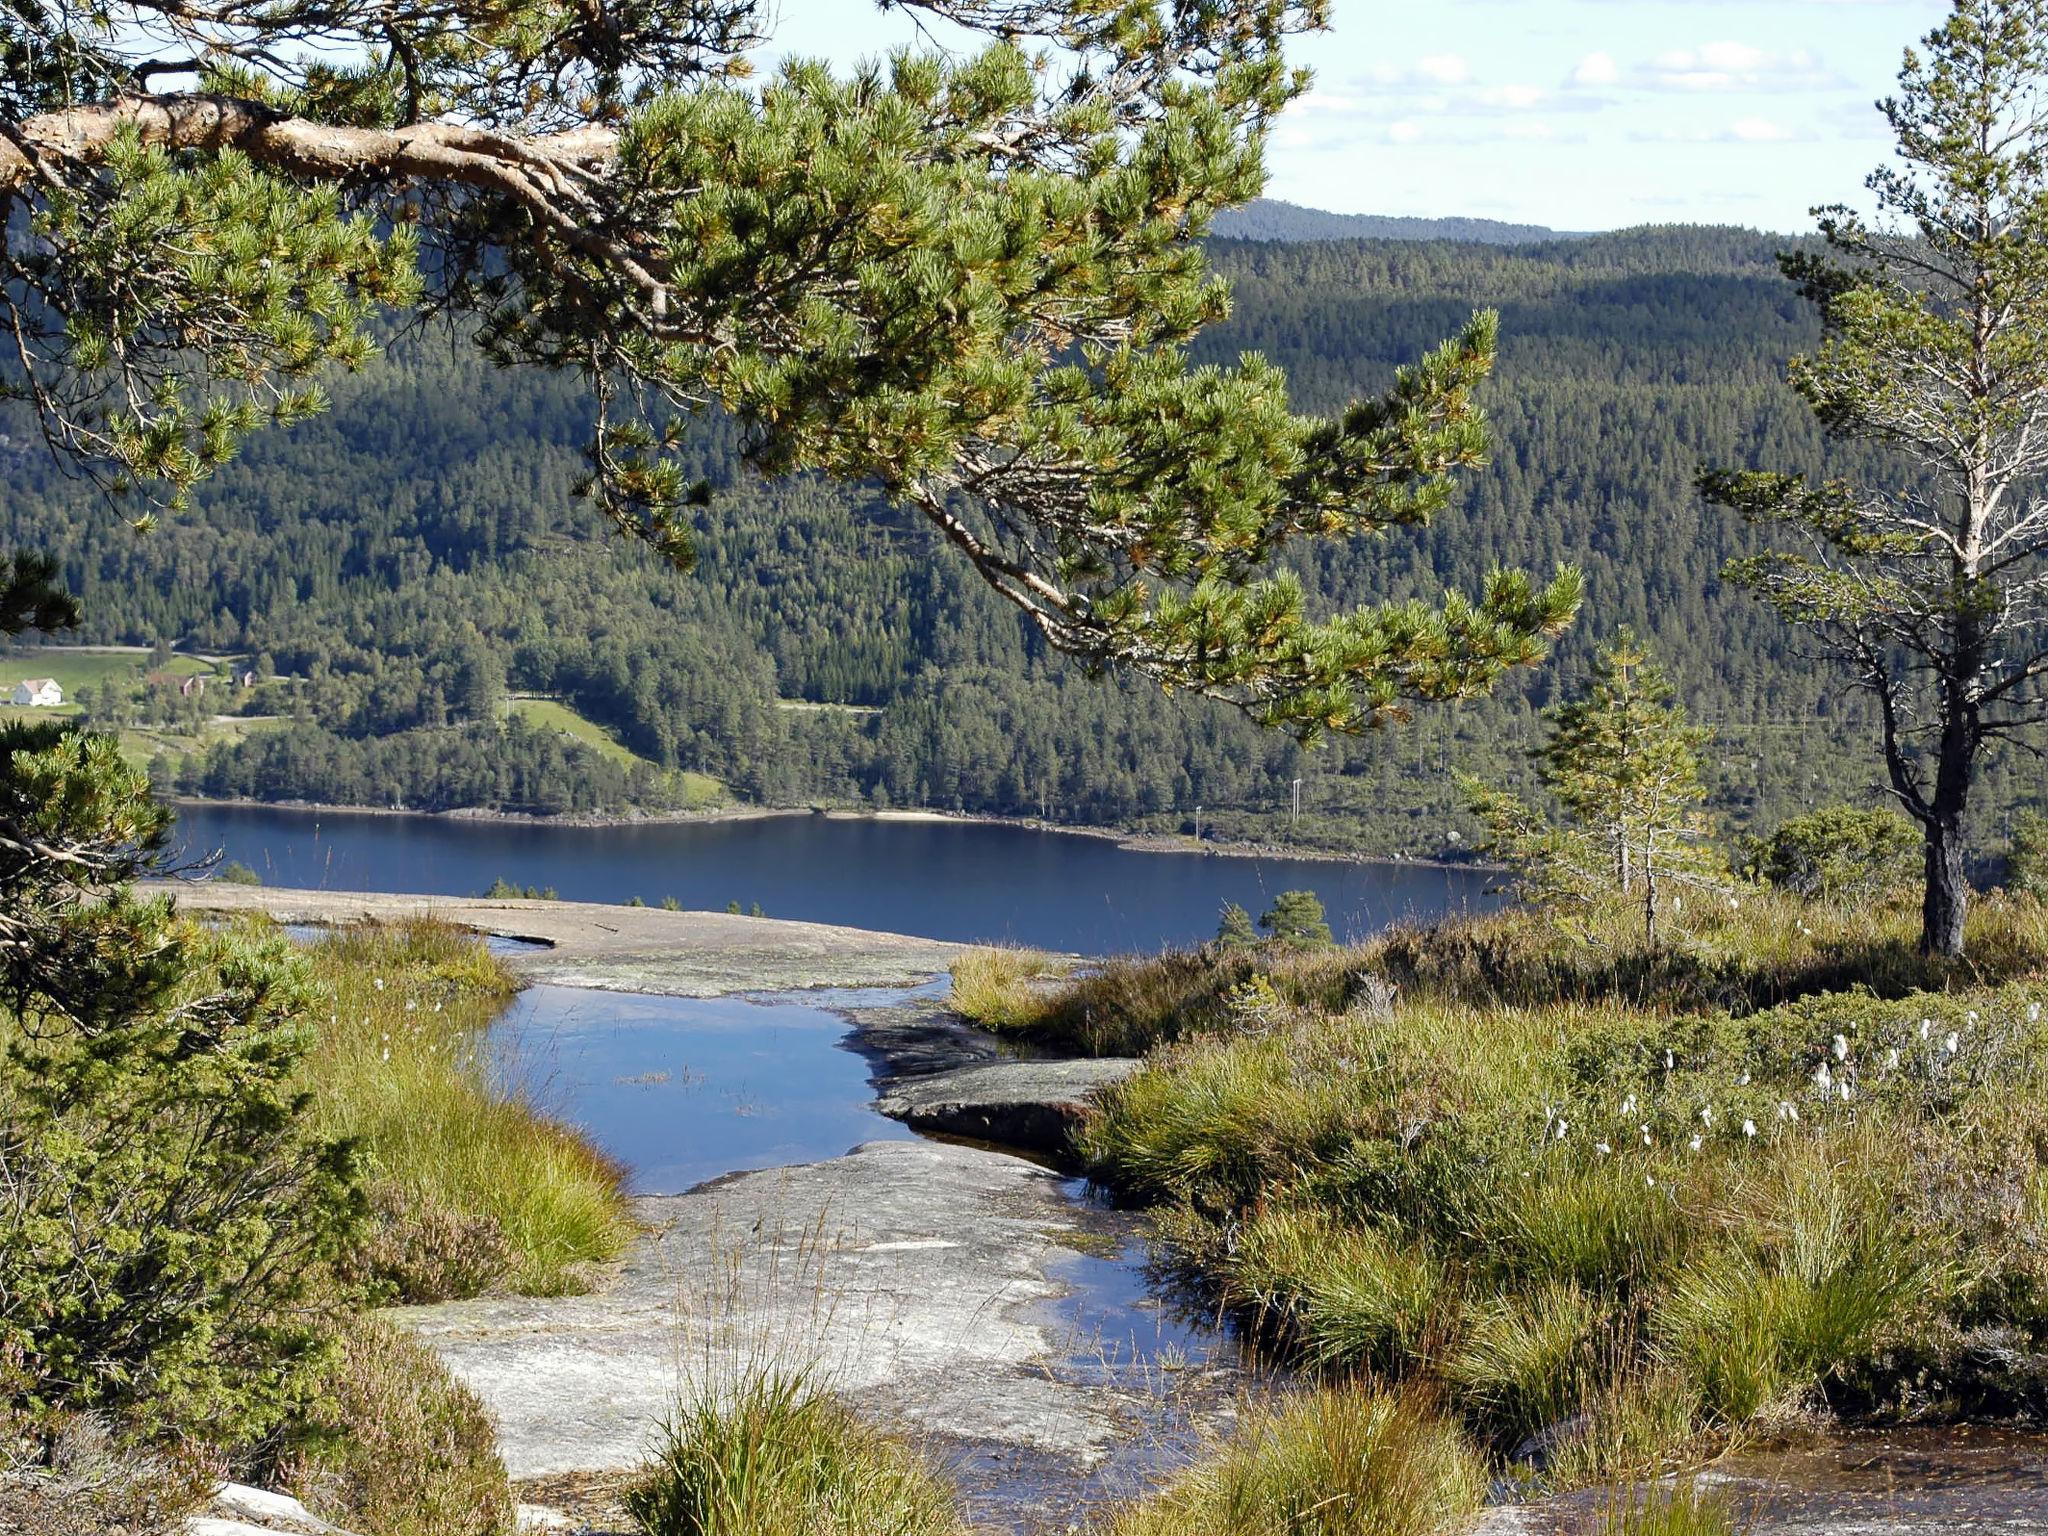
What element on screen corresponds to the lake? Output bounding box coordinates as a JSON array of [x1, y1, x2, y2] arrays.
[[174, 802, 1498, 954]]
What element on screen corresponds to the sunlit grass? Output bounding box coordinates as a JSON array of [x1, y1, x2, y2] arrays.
[[626, 1367, 964, 1536], [296, 919, 634, 1297], [946, 945, 1068, 1031], [1095, 1386, 1486, 1536], [1072, 897, 2048, 1489]]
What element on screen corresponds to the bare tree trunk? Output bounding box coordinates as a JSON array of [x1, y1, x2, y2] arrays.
[[1922, 816, 1968, 959], [1920, 695, 1975, 958]]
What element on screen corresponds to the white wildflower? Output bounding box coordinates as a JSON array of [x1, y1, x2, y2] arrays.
[[1595, 1141, 1612, 1155], [1689, 1134, 1704, 1151], [1833, 1034, 1849, 1061], [1947, 1031, 1960, 1055], [1814, 1062, 1833, 1091], [1743, 1119, 1757, 1138]]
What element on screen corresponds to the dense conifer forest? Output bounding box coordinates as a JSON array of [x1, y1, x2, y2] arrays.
[[3, 225, 2031, 856]]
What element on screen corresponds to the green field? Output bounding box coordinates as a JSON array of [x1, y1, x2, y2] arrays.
[[0, 646, 216, 697], [501, 696, 725, 806]]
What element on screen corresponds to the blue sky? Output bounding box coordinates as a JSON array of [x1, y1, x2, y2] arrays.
[[767, 0, 1951, 232]]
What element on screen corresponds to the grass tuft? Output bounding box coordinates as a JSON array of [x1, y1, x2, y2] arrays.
[[1097, 1385, 1485, 1536], [947, 945, 1067, 1031], [625, 1368, 963, 1536]]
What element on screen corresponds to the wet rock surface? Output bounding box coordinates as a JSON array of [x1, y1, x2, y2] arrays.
[[395, 1138, 1235, 1495], [876, 1057, 1144, 1157], [1480, 1426, 2048, 1536]]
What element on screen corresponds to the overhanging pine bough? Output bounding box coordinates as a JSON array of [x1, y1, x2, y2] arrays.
[[0, 0, 1579, 738]]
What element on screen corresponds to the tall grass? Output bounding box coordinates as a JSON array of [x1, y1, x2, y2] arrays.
[[295, 919, 633, 1297], [946, 945, 1066, 1031], [1014, 892, 2048, 1058], [1595, 1482, 1744, 1536], [1076, 901, 2048, 1487], [1096, 1386, 1486, 1536]]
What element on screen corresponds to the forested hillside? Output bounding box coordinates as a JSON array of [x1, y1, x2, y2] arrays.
[[1211, 198, 1572, 243], [2, 225, 2031, 855]]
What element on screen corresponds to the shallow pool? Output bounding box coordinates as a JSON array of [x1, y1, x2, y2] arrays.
[[489, 984, 920, 1195]]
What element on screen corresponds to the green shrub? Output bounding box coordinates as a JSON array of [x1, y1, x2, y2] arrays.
[[218, 859, 264, 886], [625, 1369, 962, 1536], [1743, 805, 1918, 903], [1098, 1386, 1485, 1536], [1260, 890, 1334, 949], [0, 725, 362, 1443], [2011, 810, 2048, 898], [287, 1316, 513, 1536]]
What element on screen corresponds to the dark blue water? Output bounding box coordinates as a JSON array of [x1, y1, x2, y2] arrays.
[[175, 803, 1496, 954], [492, 983, 919, 1194]]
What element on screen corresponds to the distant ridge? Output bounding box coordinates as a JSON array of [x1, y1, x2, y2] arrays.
[[1211, 198, 1582, 245]]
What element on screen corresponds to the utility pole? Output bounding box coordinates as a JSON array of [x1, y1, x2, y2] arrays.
[[1290, 776, 1302, 835], [1194, 804, 1203, 843]]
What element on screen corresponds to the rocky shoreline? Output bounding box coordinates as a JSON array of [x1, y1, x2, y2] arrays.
[[170, 886, 1232, 1533]]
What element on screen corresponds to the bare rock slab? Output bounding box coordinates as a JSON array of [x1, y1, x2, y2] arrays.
[[876, 1058, 1143, 1156], [166, 885, 965, 995], [396, 1139, 1126, 1481]]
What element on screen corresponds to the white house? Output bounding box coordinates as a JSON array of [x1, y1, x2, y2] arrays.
[[11, 678, 62, 707]]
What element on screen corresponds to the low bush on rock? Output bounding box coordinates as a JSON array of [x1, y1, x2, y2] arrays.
[[0, 1408, 205, 1536], [283, 1316, 514, 1536]]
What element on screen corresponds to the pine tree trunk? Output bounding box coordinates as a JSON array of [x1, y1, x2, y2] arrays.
[[1922, 814, 1968, 959]]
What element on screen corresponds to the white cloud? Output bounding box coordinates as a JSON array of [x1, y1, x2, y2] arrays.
[[1630, 116, 1812, 143], [1728, 116, 1798, 141], [1387, 119, 1426, 144], [1638, 42, 1838, 92], [1415, 52, 1472, 85], [1572, 52, 1621, 87]]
